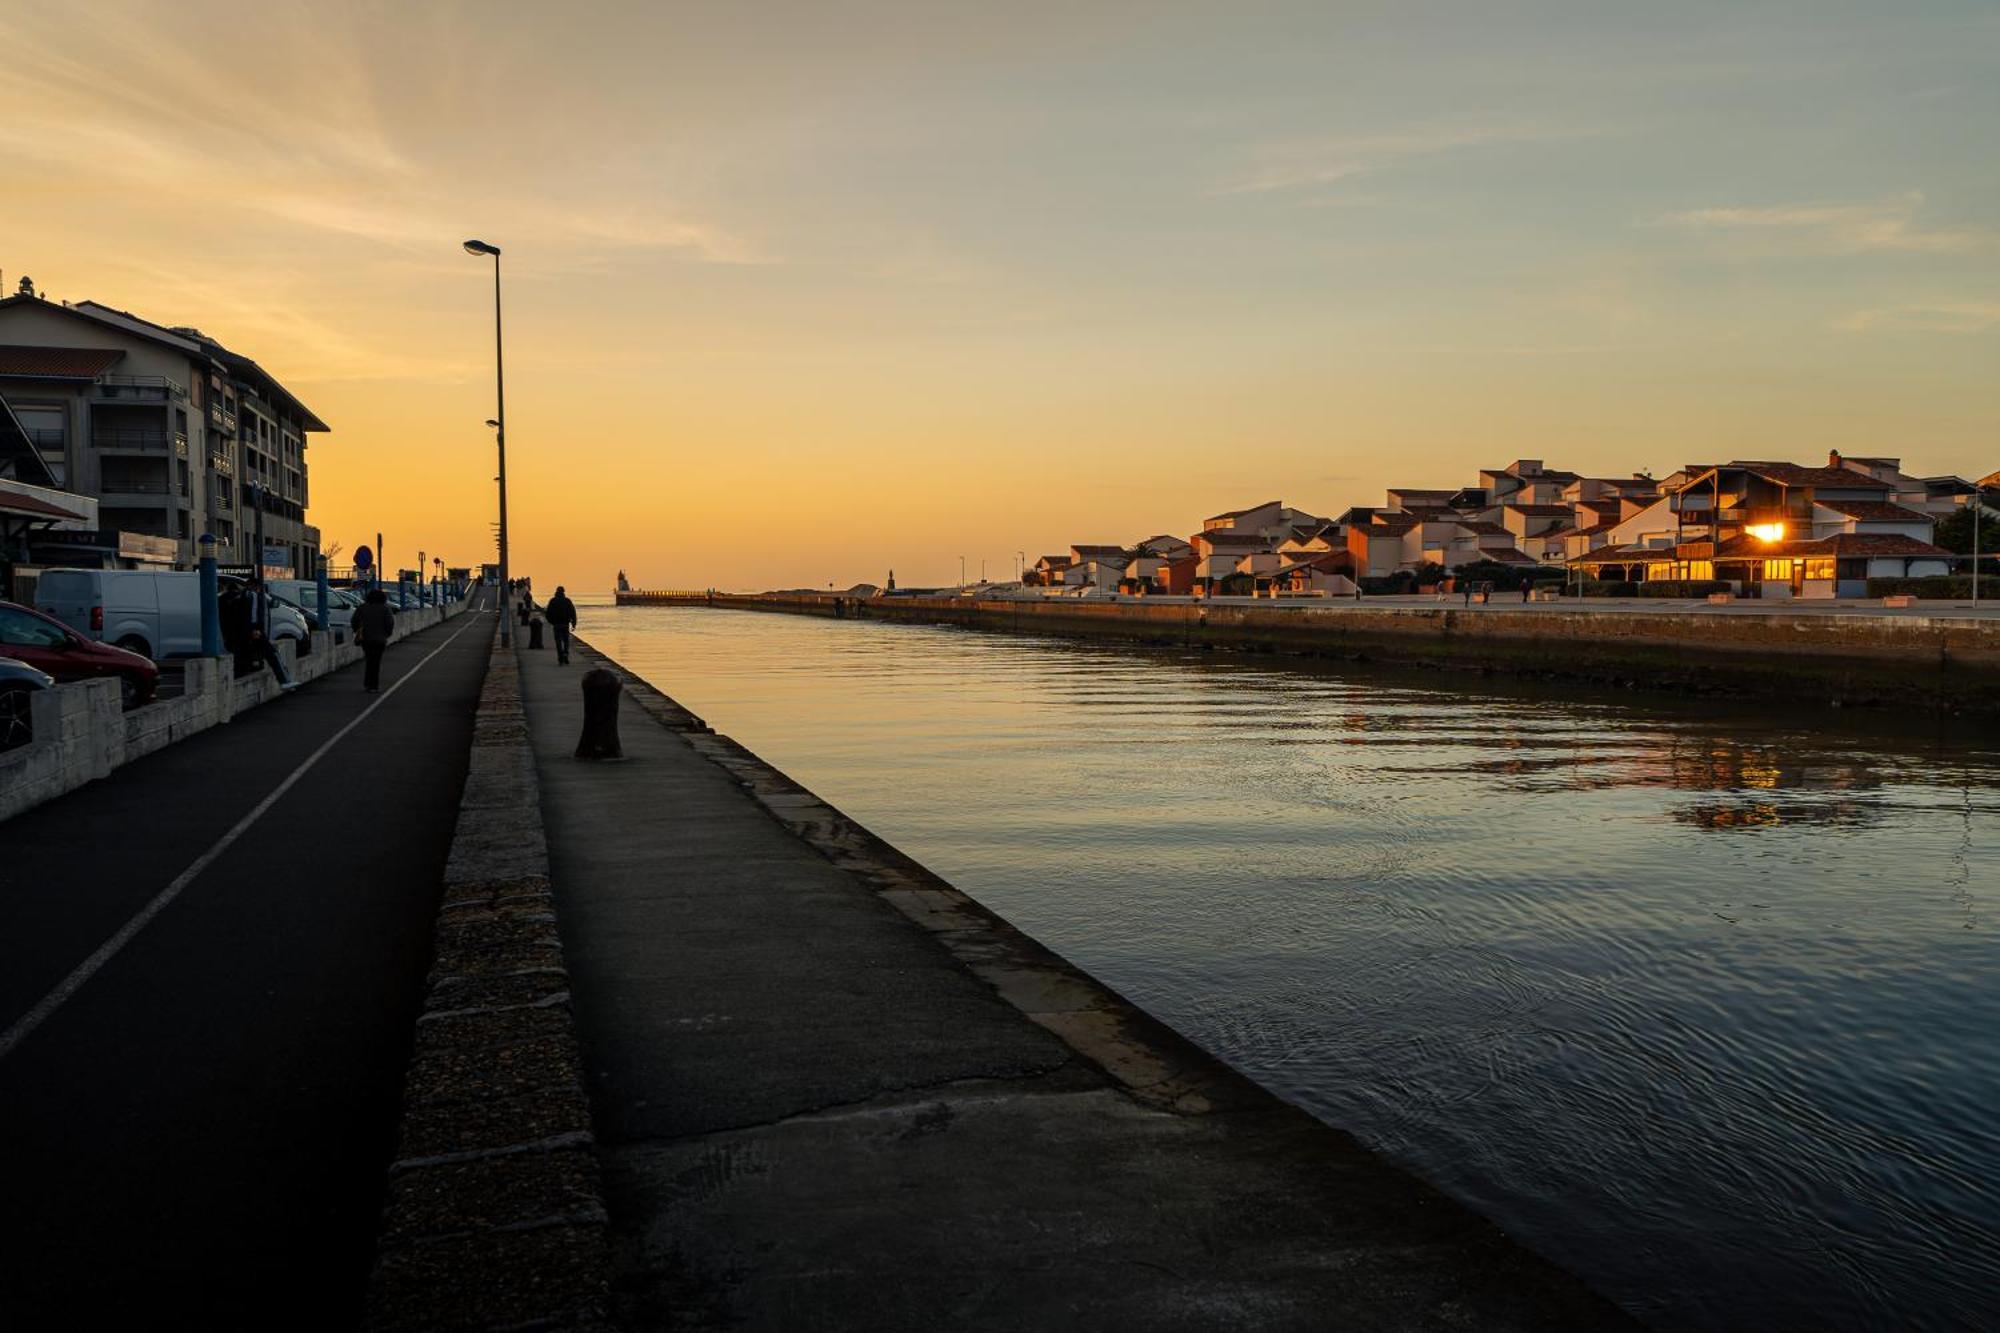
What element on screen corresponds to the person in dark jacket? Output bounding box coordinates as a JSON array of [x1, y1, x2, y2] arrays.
[[220, 581, 295, 690], [350, 588, 395, 693], [544, 586, 578, 664]]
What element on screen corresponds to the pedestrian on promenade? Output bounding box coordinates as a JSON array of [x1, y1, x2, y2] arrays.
[[544, 586, 578, 665], [1522, 580, 1533, 603], [351, 587, 395, 694], [221, 582, 297, 691]]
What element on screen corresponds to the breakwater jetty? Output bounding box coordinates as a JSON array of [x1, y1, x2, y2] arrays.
[[637, 591, 2000, 712], [490, 633, 1633, 1329]]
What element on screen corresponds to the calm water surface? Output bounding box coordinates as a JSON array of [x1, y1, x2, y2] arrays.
[[581, 603, 1999, 1331]]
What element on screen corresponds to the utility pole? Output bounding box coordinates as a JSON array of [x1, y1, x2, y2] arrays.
[[465, 240, 511, 646]]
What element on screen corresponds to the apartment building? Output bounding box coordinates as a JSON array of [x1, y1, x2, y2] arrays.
[[0, 294, 326, 573]]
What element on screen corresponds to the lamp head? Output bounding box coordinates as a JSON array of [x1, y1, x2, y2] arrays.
[[463, 239, 501, 257], [485, 419, 500, 429]]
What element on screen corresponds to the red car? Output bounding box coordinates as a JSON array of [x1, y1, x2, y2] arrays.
[[0, 599, 159, 708]]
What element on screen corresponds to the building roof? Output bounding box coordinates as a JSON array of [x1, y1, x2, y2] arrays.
[[1400, 506, 1469, 521], [1196, 528, 1267, 545], [1475, 547, 1538, 564], [1455, 520, 1510, 536], [71, 300, 330, 433], [1813, 499, 1933, 523], [0, 344, 127, 379], [1718, 462, 1894, 490], [0, 484, 90, 522], [1068, 544, 1125, 556], [1712, 533, 1953, 560], [1504, 504, 1575, 517], [1387, 488, 1455, 500], [1206, 500, 1280, 521]]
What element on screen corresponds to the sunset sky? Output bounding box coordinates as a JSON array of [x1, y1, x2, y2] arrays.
[[3, 0, 1995, 591]]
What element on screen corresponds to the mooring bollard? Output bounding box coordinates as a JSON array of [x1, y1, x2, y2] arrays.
[[528, 616, 545, 649], [576, 668, 623, 759]]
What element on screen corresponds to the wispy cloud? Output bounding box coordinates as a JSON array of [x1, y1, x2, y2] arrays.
[[1663, 192, 1996, 255], [1834, 301, 2000, 334], [0, 5, 754, 265], [1221, 118, 1592, 196]]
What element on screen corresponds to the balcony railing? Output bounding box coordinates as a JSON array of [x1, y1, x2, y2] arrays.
[[92, 428, 171, 450], [210, 492, 234, 516], [94, 374, 187, 400], [99, 476, 173, 496], [209, 452, 234, 476]]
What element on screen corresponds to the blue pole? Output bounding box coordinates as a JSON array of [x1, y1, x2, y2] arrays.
[[316, 555, 330, 640], [198, 534, 222, 657]]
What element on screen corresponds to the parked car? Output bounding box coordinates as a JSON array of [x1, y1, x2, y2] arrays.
[[0, 656, 54, 752], [35, 568, 308, 660], [268, 579, 355, 639], [0, 600, 159, 708]]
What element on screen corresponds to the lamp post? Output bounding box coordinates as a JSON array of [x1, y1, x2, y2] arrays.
[[465, 239, 511, 647]]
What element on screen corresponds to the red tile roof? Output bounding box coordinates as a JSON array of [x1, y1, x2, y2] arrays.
[[0, 488, 91, 521], [1721, 462, 1893, 490], [1712, 533, 1952, 560], [0, 344, 126, 379], [1812, 499, 1932, 523]]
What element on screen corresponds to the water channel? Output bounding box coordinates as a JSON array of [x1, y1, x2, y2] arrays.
[[578, 602, 1999, 1331]]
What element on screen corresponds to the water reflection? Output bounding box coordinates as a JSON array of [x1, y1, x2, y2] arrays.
[[581, 605, 2000, 1332]]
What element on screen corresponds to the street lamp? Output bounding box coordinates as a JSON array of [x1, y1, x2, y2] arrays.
[[465, 239, 510, 646]]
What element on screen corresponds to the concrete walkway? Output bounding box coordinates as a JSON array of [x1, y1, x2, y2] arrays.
[[0, 597, 495, 1328], [519, 638, 1635, 1330]]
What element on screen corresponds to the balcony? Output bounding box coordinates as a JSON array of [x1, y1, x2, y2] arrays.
[[209, 452, 234, 476], [210, 492, 235, 517], [207, 405, 238, 436], [93, 374, 187, 401], [99, 474, 172, 495]]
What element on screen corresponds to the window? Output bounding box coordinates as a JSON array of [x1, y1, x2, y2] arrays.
[[0, 607, 70, 648], [1763, 559, 1792, 580], [1804, 558, 1835, 581]]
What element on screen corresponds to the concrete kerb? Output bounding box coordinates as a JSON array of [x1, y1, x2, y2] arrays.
[[0, 598, 469, 825], [365, 624, 613, 1333]]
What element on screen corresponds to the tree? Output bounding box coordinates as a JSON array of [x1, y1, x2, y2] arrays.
[[1933, 503, 2000, 555]]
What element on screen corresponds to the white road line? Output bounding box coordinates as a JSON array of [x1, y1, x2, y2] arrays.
[[0, 614, 485, 1063]]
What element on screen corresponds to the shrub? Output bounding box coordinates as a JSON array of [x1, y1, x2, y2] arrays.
[[1581, 580, 1638, 597], [1867, 576, 1979, 599]]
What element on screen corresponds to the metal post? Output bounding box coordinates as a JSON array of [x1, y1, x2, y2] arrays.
[[198, 534, 222, 657], [252, 481, 268, 637], [376, 531, 384, 595], [493, 256, 512, 647], [1972, 494, 1981, 605], [316, 555, 331, 639]]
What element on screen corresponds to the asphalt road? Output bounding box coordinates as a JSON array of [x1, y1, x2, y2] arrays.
[[0, 593, 495, 1327]]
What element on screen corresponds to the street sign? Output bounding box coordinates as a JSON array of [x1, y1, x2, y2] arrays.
[[355, 545, 373, 570]]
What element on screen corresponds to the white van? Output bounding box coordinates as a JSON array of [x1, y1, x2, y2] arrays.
[[36, 569, 309, 661]]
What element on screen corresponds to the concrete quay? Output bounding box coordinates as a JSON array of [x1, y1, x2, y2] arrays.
[[518, 636, 1637, 1330], [658, 591, 2000, 712]]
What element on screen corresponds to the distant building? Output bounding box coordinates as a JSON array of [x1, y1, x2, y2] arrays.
[[0, 294, 327, 573]]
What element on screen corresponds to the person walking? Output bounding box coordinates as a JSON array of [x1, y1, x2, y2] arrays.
[[544, 586, 578, 665], [351, 587, 395, 694]]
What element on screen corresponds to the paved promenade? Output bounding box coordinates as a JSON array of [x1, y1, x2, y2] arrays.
[[0, 595, 495, 1328], [521, 638, 1634, 1330]]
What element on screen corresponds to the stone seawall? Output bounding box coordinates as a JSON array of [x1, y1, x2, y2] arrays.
[[658, 593, 2000, 712]]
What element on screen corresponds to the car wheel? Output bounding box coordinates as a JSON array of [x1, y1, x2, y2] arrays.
[[115, 635, 151, 659], [0, 684, 34, 752]]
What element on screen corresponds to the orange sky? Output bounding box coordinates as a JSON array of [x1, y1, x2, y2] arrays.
[[3, 2, 1995, 592]]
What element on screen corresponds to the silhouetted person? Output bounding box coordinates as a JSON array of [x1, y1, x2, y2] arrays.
[[544, 586, 577, 664], [221, 582, 294, 690], [351, 588, 395, 693]]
